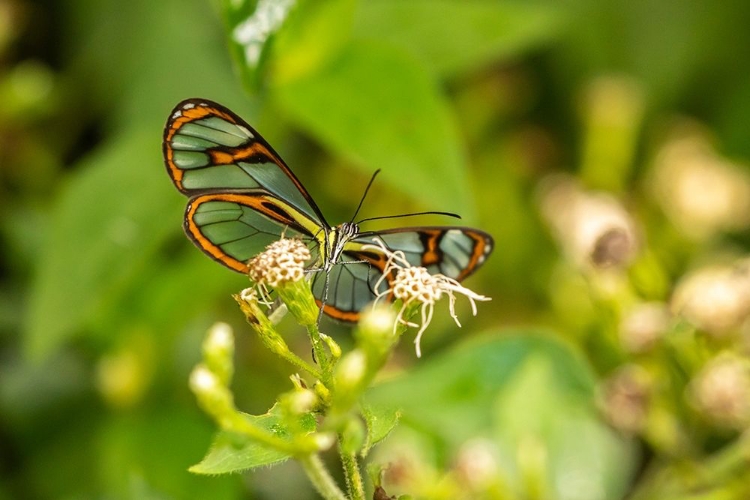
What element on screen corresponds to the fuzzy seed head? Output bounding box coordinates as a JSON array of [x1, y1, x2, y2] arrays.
[[248, 238, 310, 287]]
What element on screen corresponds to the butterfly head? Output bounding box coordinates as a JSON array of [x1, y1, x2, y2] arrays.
[[327, 222, 361, 267]]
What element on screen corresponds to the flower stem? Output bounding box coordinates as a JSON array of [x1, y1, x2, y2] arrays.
[[307, 323, 333, 385], [299, 454, 348, 500], [340, 444, 366, 500]]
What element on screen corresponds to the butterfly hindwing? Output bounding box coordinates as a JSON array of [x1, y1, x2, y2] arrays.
[[164, 99, 328, 227], [185, 191, 325, 273], [366, 227, 493, 280], [314, 227, 493, 321], [310, 246, 391, 322]]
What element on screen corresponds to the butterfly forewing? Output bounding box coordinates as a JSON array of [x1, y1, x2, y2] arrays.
[[164, 99, 328, 227]]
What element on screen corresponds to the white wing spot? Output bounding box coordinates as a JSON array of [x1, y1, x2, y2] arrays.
[[172, 110, 182, 119], [238, 125, 254, 138], [183, 103, 196, 110]]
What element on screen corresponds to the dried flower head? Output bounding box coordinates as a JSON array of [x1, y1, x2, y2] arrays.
[[365, 239, 490, 357], [538, 176, 640, 269], [248, 238, 311, 288], [671, 261, 750, 337], [619, 302, 671, 353], [599, 364, 651, 434], [689, 354, 750, 428], [650, 124, 750, 240]]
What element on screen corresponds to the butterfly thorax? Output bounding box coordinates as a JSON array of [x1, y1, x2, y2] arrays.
[[324, 222, 360, 270]]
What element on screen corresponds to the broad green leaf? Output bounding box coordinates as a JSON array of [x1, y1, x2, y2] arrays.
[[270, 0, 357, 85], [360, 401, 401, 457], [366, 332, 595, 445], [190, 405, 316, 474], [494, 355, 636, 500], [97, 406, 241, 499], [275, 41, 475, 218], [24, 130, 182, 359], [354, 0, 562, 77], [367, 332, 635, 500]]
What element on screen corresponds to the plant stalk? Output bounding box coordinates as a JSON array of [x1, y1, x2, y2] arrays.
[[299, 454, 348, 500]]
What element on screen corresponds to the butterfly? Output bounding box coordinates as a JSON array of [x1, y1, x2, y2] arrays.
[[163, 98, 493, 321]]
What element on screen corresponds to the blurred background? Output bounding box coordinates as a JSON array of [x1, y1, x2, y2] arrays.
[[3, 0, 750, 498]]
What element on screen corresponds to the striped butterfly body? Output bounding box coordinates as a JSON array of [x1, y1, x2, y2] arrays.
[[163, 98, 493, 321]]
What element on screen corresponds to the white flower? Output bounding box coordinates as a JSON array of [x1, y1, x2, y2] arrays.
[[247, 238, 311, 287], [364, 239, 490, 357]]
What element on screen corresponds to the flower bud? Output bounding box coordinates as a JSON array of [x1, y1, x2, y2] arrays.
[[619, 302, 670, 353], [202, 322, 234, 385], [689, 354, 750, 428], [355, 304, 398, 358], [671, 263, 750, 337], [283, 388, 318, 415], [599, 365, 650, 434], [189, 364, 235, 422], [334, 349, 367, 393]]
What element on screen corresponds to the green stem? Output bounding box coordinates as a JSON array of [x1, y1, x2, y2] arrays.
[[340, 442, 366, 500], [299, 454, 348, 500], [307, 323, 332, 384], [275, 345, 324, 380]]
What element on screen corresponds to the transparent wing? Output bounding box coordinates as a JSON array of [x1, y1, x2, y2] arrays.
[[185, 191, 324, 273], [164, 98, 328, 227], [356, 226, 493, 280], [312, 226, 493, 322]]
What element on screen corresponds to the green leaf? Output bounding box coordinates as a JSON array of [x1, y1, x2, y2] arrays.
[[354, 0, 562, 77], [367, 332, 636, 500], [493, 354, 636, 500], [24, 130, 183, 359], [190, 404, 317, 474], [360, 401, 401, 457], [367, 332, 595, 445], [270, 0, 357, 85], [275, 41, 475, 218]]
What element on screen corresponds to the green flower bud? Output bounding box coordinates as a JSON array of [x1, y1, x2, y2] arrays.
[[202, 322, 234, 385]]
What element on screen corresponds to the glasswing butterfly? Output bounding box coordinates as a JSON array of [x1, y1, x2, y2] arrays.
[[163, 98, 493, 321]]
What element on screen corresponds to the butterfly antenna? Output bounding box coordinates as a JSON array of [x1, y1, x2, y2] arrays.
[[357, 211, 461, 225], [350, 169, 381, 223]]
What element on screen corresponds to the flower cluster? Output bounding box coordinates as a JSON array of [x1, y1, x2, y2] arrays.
[[366, 239, 490, 357], [248, 238, 311, 287]]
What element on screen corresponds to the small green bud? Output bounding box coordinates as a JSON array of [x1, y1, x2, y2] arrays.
[[320, 333, 342, 360], [283, 388, 318, 415], [300, 431, 336, 452], [277, 278, 319, 327], [202, 322, 234, 385], [334, 349, 367, 393], [315, 432, 336, 451], [313, 381, 332, 407], [355, 304, 398, 357], [189, 364, 235, 424]]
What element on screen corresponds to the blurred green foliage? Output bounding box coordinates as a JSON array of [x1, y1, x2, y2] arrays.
[[3, 0, 750, 498]]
